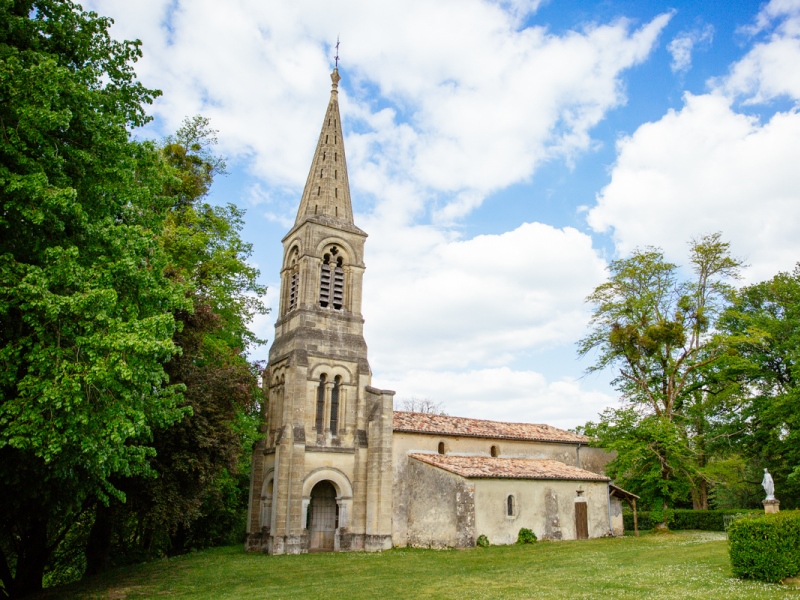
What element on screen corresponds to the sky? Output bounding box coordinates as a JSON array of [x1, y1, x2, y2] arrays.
[[86, 0, 800, 429]]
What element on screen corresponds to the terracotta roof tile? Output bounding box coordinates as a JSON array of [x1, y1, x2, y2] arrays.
[[393, 411, 588, 444], [409, 454, 609, 481]]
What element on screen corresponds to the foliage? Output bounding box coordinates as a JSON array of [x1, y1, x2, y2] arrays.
[[729, 511, 800, 583], [475, 535, 490, 548], [36, 533, 799, 600], [622, 508, 759, 532], [516, 528, 537, 544], [718, 265, 800, 510], [0, 1, 185, 596], [82, 116, 267, 574], [579, 234, 743, 517]]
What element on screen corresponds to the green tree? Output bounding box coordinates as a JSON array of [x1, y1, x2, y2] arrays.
[[0, 1, 185, 596], [718, 265, 800, 509], [83, 117, 267, 574], [578, 234, 743, 522]]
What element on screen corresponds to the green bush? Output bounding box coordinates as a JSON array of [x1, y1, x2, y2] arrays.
[[476, 535, 490, 548], [623, 509, 760, 531], [728, 511, 800, 583], [517, 528, 537, 544]]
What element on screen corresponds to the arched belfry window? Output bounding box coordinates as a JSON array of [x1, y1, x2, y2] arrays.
[[319, 246, 344, 310], [330, 376, 341, 435], [285, 247, 299, 314], [315, 374, 327, 433], [333, 257, 344, 310]]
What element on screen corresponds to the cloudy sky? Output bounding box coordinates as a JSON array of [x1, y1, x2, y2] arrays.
[[88, 0, 800, 429]]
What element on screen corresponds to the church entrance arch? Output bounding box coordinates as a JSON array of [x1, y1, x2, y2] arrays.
[[308, 480, 338, 551]]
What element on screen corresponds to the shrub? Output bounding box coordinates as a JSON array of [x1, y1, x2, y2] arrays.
[[623, 509, 760, 532], [517, 528, 537, 544], [728, 511, 800, 583], [476, 535, 490, 548]]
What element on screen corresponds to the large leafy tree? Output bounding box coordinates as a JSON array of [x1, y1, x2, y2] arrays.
[[718, 266, 800, 509], [578, 234, 743, 519], [83, 117, 267, 574], [0, 1, 186, 596]]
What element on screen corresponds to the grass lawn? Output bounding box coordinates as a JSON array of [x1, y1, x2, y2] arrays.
[[37, 532, 800, 599]]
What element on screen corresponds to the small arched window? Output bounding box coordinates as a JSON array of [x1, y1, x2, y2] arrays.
[[330, 376, 341, 435], [491, 445, 499, 458], [315, 374, 327, 432], [438, 442, 445, 455], [507, 495, 515, 517]]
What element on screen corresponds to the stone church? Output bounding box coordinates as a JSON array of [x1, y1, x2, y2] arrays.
[[245, 68, 629, 555]]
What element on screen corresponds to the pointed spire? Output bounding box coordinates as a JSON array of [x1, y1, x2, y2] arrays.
[[295, 67, 354, 226]]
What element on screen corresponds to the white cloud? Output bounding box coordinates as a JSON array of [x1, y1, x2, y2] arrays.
[[90, 0, 671, 225], [719, 0, 800, 102], [589, 6, 800, 283], [588, 92, 800, 282], [362, 220, 608, 376], [381, 367, 615, 430], [667, 24, 714, 73]]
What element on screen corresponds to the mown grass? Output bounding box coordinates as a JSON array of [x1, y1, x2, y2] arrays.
[[37, 532, 800, 599]]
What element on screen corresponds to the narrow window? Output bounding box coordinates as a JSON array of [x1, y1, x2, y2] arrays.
[[315, 374, 327, 432], [335, 207, 338, 217], [438, 442, 445, 455], [325, 135, 328, 143], [323, 151, 326, 161], [491, 445, 499, 457], [317, 186, 321, 196], [319, 254, 331, 307], [335, 152, 338, 162], [320, 169, 324, 178], [332, 257, 344, 310], [330, 376, 341, 435], [507, 495, 515, 517], [335, 188, 338, 198], [288, 270, 299, 311], [335, 170, 338, 179], [334, 136, 337, 144], [327, 118, 330, 126]]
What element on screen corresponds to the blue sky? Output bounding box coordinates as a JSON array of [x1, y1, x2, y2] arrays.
[[89, 0, 800, 428]]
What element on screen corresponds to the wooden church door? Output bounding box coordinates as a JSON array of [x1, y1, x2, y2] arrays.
[[309, 481, 338, 550]]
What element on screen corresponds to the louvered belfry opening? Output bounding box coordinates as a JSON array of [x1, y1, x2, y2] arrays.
[[320, 246, 344, 310], [333, 257, 344, 310], [288, 270, 298, 311], [319, 254, 331, 307]]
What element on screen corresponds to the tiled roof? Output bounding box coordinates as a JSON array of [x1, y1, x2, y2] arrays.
[[393, 411, 588, 444], [409, 454, 609, 482]]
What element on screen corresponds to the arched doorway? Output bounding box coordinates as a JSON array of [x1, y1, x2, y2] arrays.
[[308, 480, 338, 551]]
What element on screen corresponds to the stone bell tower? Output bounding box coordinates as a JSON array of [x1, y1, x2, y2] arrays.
[[245, 67, 394, 555]]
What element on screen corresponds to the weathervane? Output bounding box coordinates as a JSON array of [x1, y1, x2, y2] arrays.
[[335, 36, 340, 69]]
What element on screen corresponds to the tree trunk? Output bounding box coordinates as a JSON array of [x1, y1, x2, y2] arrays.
[[10, 517, 48, 598], [85, 503, 114, 576], [692, 479, 709, 510]]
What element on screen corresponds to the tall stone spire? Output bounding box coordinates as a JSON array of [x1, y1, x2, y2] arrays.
[[295, 68, 354, 225]]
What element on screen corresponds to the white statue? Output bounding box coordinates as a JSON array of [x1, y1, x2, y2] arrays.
[[762, 468, 775, 501]]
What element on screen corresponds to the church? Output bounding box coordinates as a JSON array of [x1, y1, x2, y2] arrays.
[[245, 68, 629, 555]]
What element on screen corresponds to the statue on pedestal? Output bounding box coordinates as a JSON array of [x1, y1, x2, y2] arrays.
[[762, 468, 775, 501]]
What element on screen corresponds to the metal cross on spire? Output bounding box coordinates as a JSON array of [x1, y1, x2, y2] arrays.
[[335, 36, 340, 69]]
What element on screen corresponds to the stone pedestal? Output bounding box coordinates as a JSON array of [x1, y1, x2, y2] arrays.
[[762, 499, 780, 514]]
